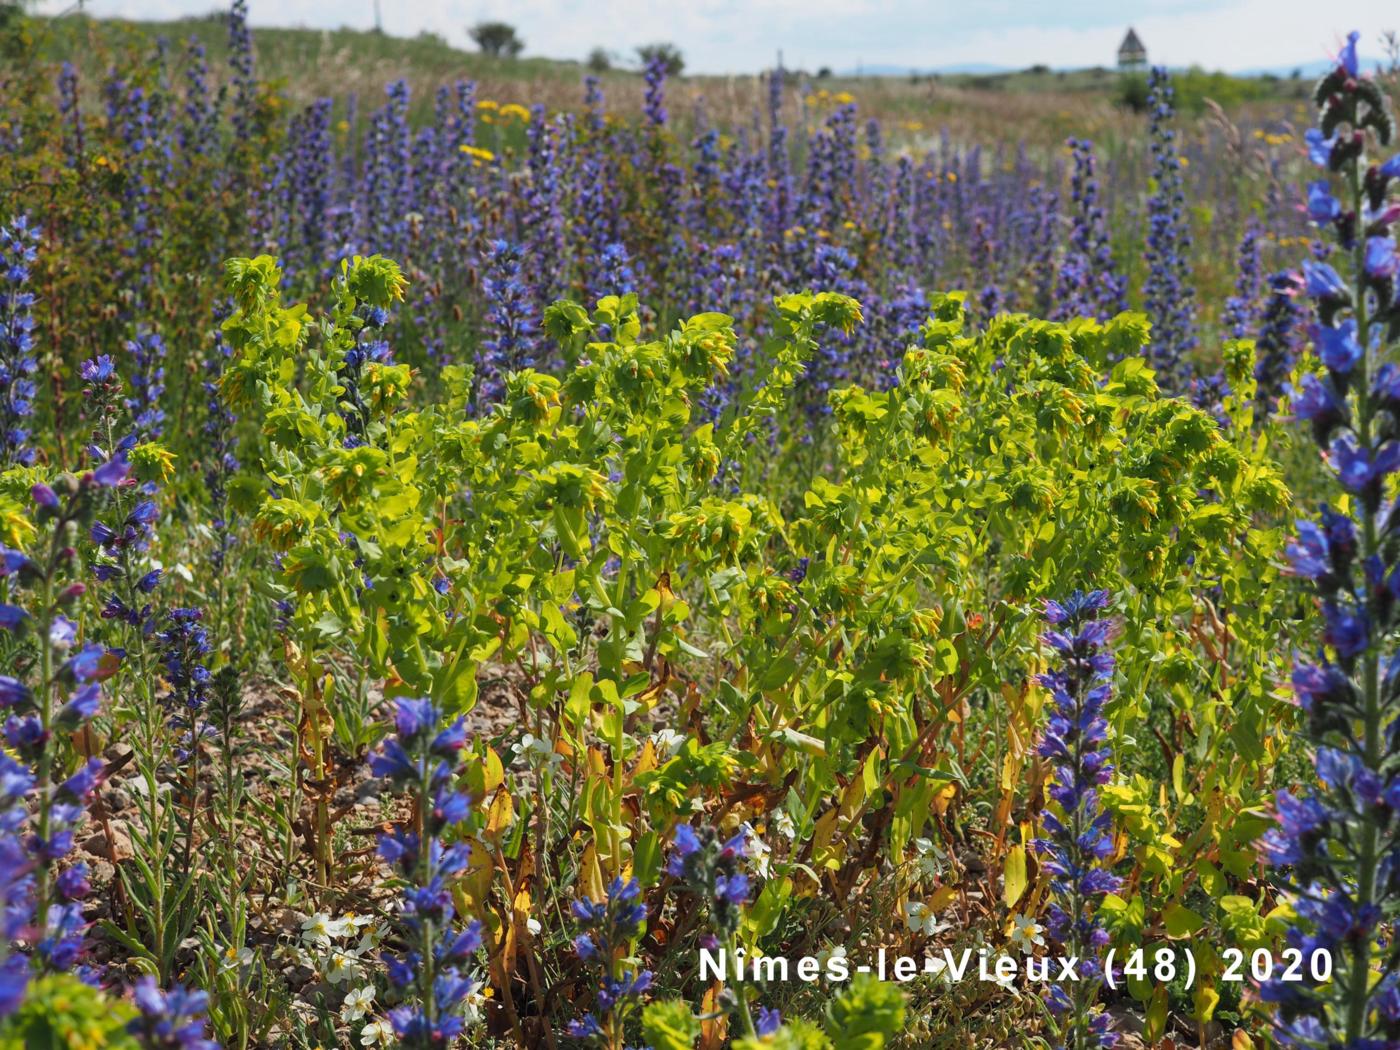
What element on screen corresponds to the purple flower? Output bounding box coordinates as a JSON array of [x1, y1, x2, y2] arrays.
[[1307, 180, 1343, 224], [1034, 592, 1119, 1046], [125, 976, 218, 1049], [1329, 434, 1400, 502], [1339, 29, 1360, 77], [1321, 602, 1369, 659], [757, 1006, 782, 1036], [0, 676, 30, 708], [1043, 589, 1111, 625], [1290, 374, 1348, 441], [91, 457, 130, 487], [1306, 128, 1337, 168], [1303, 260, 1349, 301], [1365, 236, 1398, 279]]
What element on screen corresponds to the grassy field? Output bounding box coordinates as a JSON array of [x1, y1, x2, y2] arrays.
[[25, 11, 1315, 149]]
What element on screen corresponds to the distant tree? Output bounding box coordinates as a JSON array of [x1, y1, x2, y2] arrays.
[[636, 42, 683, 76], [1028, 63, 1050, 75], [0, 0, 29, 56], [816, 66, 832, 79], [469, 20, 523, 58], [1115, 72, 1150, 113], [587, 46, 612, 72]]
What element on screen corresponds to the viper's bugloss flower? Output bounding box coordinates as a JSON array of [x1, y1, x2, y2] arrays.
[[1141, 68, 1197, 389], [1288, 375, 1344, 448], [566, 876, 652, 1046], [0, 477, 121, 1011], [1033, 590, 1119, 1050], [126, 976, 219, 1050], [0, 216, 40, 467], [666, 822, 754, 939], [1262, 29, 1400, 1049], [1055, 139, 1127, 323], [475, 240, 538, 409], [370, 699, 482, 1049], [1223, 221, 1263, 340]]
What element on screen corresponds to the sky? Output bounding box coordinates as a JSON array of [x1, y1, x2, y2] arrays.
[[32, 0, 1400, 75]]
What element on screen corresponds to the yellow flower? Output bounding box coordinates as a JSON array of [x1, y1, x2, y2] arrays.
[[476, 99, 499, 109], [460, 145, 495, 163], [500, 103, 531, 122]]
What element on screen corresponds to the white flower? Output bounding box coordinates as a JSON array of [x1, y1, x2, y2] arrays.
[[526, 916, 542, 937], [341, 986, 375, 1023], [815, 944, 846, 968], [219, 945, 254, 971], [749, 833, 773, 879], [913, 837, 949, 881], [511, 733, 560, 768], [359, 1018, 393, 1046], [460, 986, 489, 1027], [650, 728, 686, 757], [772, 809, 797, 840], [355, 923, 388, 955], [326, 950, 363, 985], [300, 913, 348, 946], [1008, 913, 1045, 955], [904, 900, 952, 937]]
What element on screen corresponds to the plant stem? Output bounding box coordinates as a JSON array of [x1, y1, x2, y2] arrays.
[[1345, 150, 1380, 1047]]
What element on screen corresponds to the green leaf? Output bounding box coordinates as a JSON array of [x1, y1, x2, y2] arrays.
[[826, 974, 905, 1050], [1163, 902, 1205, 938], [640, 1000, 701, 1050]]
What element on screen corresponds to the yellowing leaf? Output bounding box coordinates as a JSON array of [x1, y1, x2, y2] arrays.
[[484, 790, 514, 839], [1003, 845, 1028, 907], [1192, 981, 1220, 1023]]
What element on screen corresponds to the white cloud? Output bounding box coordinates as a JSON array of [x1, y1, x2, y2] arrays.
[[32, 0, 1400, 73]]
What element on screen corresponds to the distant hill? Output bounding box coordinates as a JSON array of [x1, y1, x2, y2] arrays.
[[1232, 56, 1383, 79], [847, 62, 1015, 76], [848, 55, 1387, 80]]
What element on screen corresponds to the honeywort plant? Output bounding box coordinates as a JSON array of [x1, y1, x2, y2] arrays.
[[1265, 30, 1400, 1048], [1033, 591, 1120, 1050]]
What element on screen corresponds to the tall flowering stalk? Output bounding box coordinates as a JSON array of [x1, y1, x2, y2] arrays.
[[156, 607, 212, 879], [666, 823, 760, 1040], [1056, 139, 1127, 323], [125, 976, 219, 1049], [1253, 271, 1304, 416], [475, 240, 537, 409], [0, 216, 39, 467], [1224, 219, 1263, 340], [1265, 30, 1400, 1048], [566, 876, 652, 1048], [0, 461, 127, 1014], [368, 699, 483, 1048], [1033, 590, 1120, 1050], [1142, 67, 1197, 388]]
